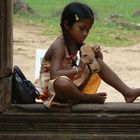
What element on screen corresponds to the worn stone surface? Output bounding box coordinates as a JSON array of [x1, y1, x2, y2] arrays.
[[0, 103, 140, 139], [0, 0, 13, 112]]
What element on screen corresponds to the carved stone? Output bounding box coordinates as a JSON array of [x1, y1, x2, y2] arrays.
[[0, 103, 140, 140], [0, 0, 13, 111]]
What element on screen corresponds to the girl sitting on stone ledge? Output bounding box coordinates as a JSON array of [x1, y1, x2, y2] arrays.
[[36, 2, 140, 107]]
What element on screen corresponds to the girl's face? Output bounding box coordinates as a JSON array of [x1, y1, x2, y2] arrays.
[[67, 19, 93, 44]]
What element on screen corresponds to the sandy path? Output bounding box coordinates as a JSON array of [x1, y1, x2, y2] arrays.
[[13, 22, 140, 102]]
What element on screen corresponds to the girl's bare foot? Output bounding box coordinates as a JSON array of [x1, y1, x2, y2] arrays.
[[124, 88, 140, 103], [90, 92, 107, 104], [62, 92, 107, 104]]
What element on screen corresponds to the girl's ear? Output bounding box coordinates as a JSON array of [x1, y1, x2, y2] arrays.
[[64, 20, 71, 30]]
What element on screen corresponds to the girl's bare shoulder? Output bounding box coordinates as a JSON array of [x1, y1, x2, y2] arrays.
[[54, 36, 65, 47], [45, 36, 66, 59]]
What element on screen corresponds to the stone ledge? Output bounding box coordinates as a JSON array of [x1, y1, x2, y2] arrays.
[[5, 102, 140, 113], [0, 103, 140, 140]]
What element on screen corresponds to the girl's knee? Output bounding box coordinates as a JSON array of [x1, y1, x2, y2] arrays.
[[54, 76, 72, 89]]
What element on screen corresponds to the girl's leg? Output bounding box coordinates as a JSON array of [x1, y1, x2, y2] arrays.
[[97, 58, 140, 103], [53, 77, 107, 104]]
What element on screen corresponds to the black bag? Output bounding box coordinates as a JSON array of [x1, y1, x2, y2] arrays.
[[12, 66, 40, 104]]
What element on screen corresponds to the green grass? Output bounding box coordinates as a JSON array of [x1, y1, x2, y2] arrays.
[[14, 0, 140, 47]]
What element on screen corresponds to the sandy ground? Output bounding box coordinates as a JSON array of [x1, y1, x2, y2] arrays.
[[13, 21, 140, 102]]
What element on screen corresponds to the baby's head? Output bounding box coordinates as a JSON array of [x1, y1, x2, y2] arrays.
[[60, 2, 94, 28]]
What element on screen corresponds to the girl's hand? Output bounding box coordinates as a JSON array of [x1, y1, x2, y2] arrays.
[[91, 45, 103, 60], [79, 54, 93, 71]]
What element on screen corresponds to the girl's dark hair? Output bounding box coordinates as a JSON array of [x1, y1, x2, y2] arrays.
[[60, 2, 94, 55]]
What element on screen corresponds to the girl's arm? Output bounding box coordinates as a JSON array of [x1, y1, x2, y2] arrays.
[[50, 45, 80, 79]]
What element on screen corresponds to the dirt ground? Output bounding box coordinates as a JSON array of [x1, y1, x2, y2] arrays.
[[13, 21, 140, 102]]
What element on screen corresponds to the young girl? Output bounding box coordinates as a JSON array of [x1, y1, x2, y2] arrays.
[[37, 2, 140, 107]]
